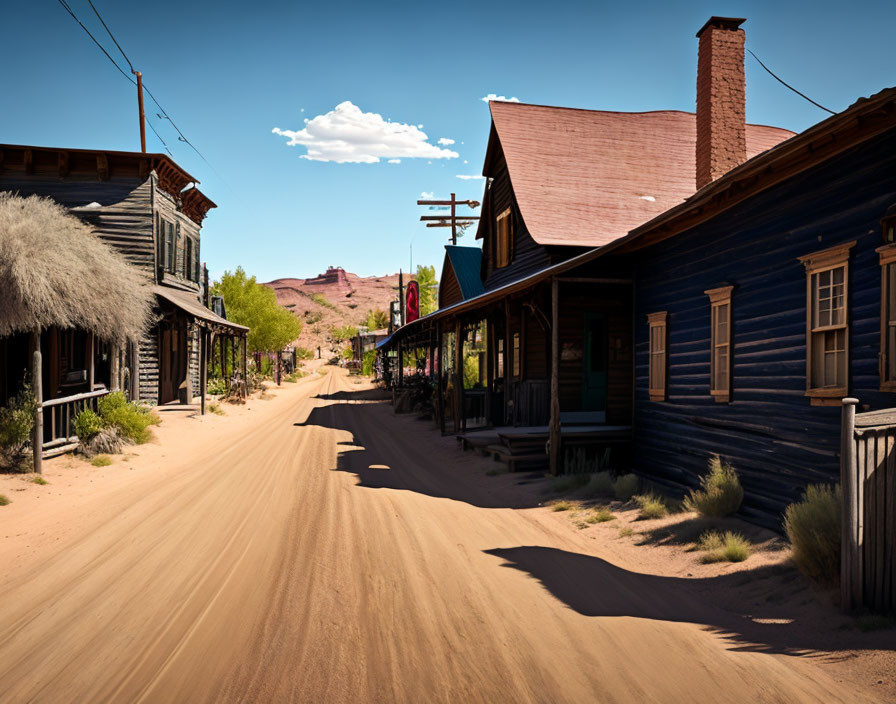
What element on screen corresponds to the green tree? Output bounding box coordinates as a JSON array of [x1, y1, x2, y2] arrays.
[[212, 267, 302, 353], [329, 324, 358, 344], [362, 308, 389, 330], [414, 265, 438, 316]]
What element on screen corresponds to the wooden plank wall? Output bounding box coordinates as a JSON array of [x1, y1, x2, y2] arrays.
[[438, 263, 463, 308], [482, 151, 551, 291], [632, 128, 896, 526]]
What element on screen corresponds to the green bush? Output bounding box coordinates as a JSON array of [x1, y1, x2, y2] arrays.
[[684, 455, 744, 517], [588, 507, 616, 523], [784, 484, 841, 584], [73, 408, 104, 441], [0, 494, 9, 506], [102, 405, 155, 444], [613, 473, 640, 500], [296, 347, 314, 360], [96, 391, 127, 417], [361, 349, 377, 376], [207, 377, 228, 396], [634, 492, 668, 519], [0, 383, 36, 469], [91, 455, 113, 467], [698, 530, 751, 563]]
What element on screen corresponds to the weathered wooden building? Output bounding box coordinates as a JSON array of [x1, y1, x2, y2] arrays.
[[0, 143, 247, 409]]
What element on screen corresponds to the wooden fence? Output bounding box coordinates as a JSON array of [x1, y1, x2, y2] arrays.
[[42, 389, 111, 456], [840, 398, 895, 614]]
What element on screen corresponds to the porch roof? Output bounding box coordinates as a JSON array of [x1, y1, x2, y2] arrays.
[[153, 286, 249, 334]]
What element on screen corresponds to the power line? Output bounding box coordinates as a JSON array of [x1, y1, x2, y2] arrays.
[[56, 0, 134, 85], [747, 49, 836, 115], [86, 0, 135, 74]]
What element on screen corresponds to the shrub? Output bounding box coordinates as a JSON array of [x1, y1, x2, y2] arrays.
[[684, 456, 744, 517], [588, 507, 616, 523], [0, 494, 9, 506], [207, 377, 228, 396], [613, 473, 640, 500], [698, 530, 751, 563], [73, 409, 104, 442], [96, 391, 127, 417], [296, 347, 314, 360], [91, 455, 113, 467], [98, 395, 158, 445], [586, 471, 614, 496], [618, 526, 634, 538], [635, 492, 668, 519], [784, 484, 841, 583], [551, 500, 575, 512], [81, 427, 124, 457], [32, 475, 48, 485], [361, 349, 377, 376], [0, 383, 36, 469], [208, 403, 225, 416]]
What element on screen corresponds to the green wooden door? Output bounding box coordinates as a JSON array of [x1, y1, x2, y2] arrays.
[[581, 313, 608, 412]]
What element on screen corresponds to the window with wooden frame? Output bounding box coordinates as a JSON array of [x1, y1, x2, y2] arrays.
[[512, 332, 521, 378], [798, 241, 855, 404], [495, 208, 513, 268], [185, 237, 195, 282], [648, 311, 668, 401], [705, 286, 733, 402], [878, 243, 896, 390]]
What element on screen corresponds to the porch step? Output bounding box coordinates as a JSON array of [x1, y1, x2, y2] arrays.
[[485, 444, 548, 472]]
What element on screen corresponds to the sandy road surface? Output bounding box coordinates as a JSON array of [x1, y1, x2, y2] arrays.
[[0, 369, 884, 703]]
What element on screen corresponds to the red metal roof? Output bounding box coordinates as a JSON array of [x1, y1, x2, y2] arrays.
[[485, 101, 794, 247]]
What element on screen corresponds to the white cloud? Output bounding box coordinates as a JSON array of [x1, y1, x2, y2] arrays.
[[272, 101, 459, 163], [420, 191, 434, 199], [456, 174, 485, 180], [481, 94, 520, 103], [388, 159, 401, 164], [437, 137, 455, 145]]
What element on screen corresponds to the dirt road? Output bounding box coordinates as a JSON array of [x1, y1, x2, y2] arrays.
[[0, 370, 884, 702]]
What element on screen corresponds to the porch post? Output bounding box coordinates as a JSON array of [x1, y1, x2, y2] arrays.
[[200, 327, 207, 415], [549, 277, 561, 476], [397, 339, 404, 389], [436, 321, 445, 434], [87, 331, 95, 391], [31, 329, 43, 474], [242, 335, 248, 399], [840, 397, 860, 611], [110, 344, 121, 392], [504, 298, 511, 426], [454, 318, 463, 433]]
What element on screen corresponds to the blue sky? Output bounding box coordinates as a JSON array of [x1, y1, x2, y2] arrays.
[[3, 1, 895, 282]]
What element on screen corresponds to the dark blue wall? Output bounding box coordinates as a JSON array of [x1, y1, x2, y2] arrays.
[[633, 128, 896, 526]]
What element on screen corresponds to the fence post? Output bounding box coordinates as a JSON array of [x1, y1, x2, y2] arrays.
[[841, 397, 860, 611]]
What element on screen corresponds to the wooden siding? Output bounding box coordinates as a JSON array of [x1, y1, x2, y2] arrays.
[[482, 152, 551, 291], [138, 332, 159, 402], [154, 183, 202, 293], [439, 263, 463, 308], [632, 128, 896, 526]]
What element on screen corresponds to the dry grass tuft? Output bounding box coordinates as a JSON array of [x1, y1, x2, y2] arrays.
[[32, 475, 48, 485], [697, 530, 751, 563], [0, 494, 9, 506], [208, 403, 225, 416], [0, 193, 153, 343], [587, 507, 616, 523], [634, 492, 668, 519], [684, 456, 744, 517], [586, 471, 614, 496], [90, 455, 113, 467], [618, 526, 635, 538], [553, 473, 590, 493], [550, 500, 576, 512], [784, 484, 840, 583]]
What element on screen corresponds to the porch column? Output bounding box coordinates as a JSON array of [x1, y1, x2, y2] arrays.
[[31, 328, 42, 474], [110, 344, 121, 392], [397, 338, 403, 389], [199, 327, 207, 415], [242, 335, 248, 398], [454, 318, 463, 433], [436, 322, 445, 434], [87, 331, 95, 391], [549, 278, 561, 476], [503, 298, 511, 426]]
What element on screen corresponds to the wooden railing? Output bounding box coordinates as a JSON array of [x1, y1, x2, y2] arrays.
[[840, 399, 895, 614], [41, 389, 111, 454]]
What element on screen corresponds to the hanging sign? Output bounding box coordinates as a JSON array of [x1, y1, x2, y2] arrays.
[[406, 280, 420, 323]]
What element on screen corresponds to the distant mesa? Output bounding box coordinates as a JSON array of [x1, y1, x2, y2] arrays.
[[304, 266, 350, 291]]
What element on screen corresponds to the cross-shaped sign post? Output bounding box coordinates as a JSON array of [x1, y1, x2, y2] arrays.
[[417, 193, 480, 245]]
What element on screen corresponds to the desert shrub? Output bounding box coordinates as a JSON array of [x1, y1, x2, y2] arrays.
[[0, 494, 9, 506], [634, 492, 668, 519], [698, 530, 751, 563], [684, 456, 744, 517], [588, 507, 616, 523], [91, 455, 113, 467], [586, 471, 614, 496], [81, 427, 124, 457], [73, 408, 104, 442], [296, 347, 314, 361], [613, 473, 640, 500], [0, 383, 36, 469], [361, 349, 377, 376], [207, 377, 228, 396], [618, 526, 634, 538], [553, 473, 590, 493], [551, 500, 576, 512], [784, 484, 841, 583], [96, 391, 127, 417], [32, 475, 48, 485], [208, 403, 225, 416]]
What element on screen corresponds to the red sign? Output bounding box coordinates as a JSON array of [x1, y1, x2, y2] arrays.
[[406, 280, 420, 323]]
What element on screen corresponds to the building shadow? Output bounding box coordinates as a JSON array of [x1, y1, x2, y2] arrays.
[[314, 388, 392, 402], [483, 545, 894, 657]]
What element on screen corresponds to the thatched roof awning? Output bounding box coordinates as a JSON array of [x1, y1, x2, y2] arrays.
[[153, 286, 248, 334], [0, 193, 153, 344]]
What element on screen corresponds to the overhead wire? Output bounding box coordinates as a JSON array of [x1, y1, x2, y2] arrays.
[[747, 49, 836, 115]]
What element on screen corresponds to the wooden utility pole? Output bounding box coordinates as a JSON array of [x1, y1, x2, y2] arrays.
[[31, 330, 42, 475], [136, 72, 146, 153], [398, 270, 405, 327], [840, 397, 860, 610], [417, 194, 480, 245]]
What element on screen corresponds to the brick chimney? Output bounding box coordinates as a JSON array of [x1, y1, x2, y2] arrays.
[[695, 17, 747, 189]]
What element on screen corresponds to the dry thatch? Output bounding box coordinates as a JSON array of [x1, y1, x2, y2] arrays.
[[0, 192, 153, 344]]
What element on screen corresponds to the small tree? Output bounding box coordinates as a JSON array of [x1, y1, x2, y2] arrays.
[[212, 268, 302, 354], [362, 309, 389, 330], [0, 382, 36, 470], [414, 265, 439, 316]]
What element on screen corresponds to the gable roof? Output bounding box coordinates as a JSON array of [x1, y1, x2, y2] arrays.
[[482, 101, 794, 248], [443, 245, 485, 300]]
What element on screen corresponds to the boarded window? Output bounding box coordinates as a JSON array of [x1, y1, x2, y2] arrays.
[[512, 332, 520, 378], [878, 243, 896, 390], [165, 220, 176, 273], [705, 286, 733, 402], [648, 311, 667, 401], [496, 208, 513, 268], [799, 241, 854, 404], [185, 237, 193, 281]]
